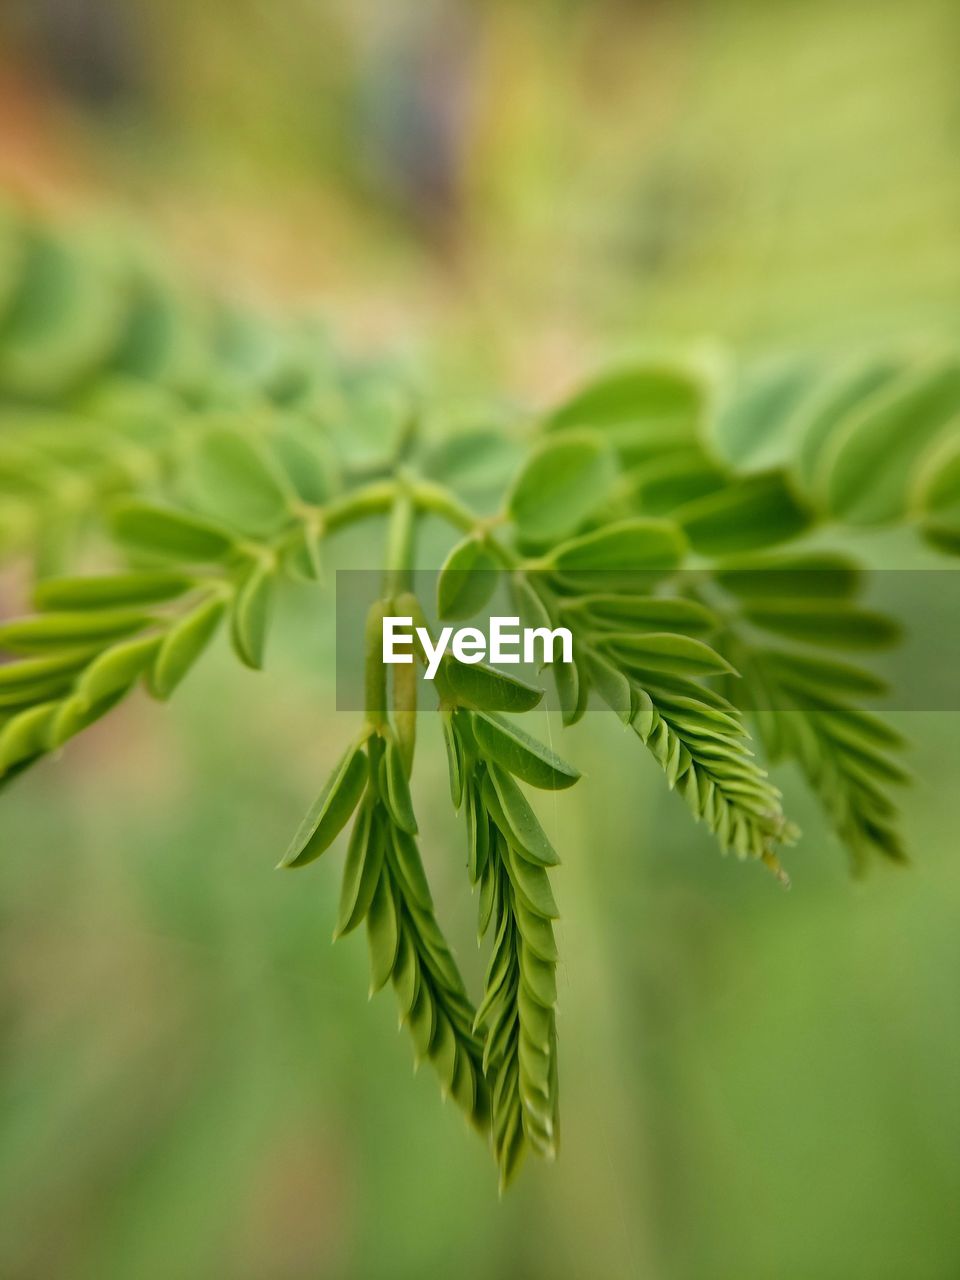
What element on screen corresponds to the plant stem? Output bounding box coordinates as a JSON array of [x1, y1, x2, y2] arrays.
[[384, 486, 417, 597], [321, 480, 398, 533], [407, 477, 477, 534], [363, 599, 388, 730]]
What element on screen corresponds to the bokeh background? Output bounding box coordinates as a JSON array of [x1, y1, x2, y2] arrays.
[[1, 2, 959, 1276]]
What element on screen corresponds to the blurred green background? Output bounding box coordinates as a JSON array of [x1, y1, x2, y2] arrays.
[[1, 2, 959, 1277]]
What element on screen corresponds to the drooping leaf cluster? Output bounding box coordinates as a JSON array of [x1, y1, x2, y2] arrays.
[[2, 208, 953, 1183]]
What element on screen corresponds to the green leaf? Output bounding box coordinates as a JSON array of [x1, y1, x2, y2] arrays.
[[45, 688, 126, 749], [437, 537, 498, 620], [407, 902, 473, 999], [548, 518, 686, 575], [585, 651, 632, 721], [740, 600, 902, 650], [601, 632, 735, 677], [713, 551, 861, 600], [0, 227, 123, 397], [283, 521, 323, 582], [230, 562, 274, 669], [76, 634, 162, 705], [790, 358, 901, 498], [191, 425, 295, 533], [674, 471, 811, 556], [708, 355, 814, 471], [735, 645, 906, 874], [148, 596, 225, 699], [553, 657, 582, 726], [503, 841, 559, 919], [819, 361, 960, 524], [762, 649, 888, 698], [570, 594, 717, 634], [510, 575, 553, 633], [383, 735, 418, 835], [507, 433, 618, 542], [0, 702, 59, 771], [387, 824, 434, 910], [513, 898, 558, 962], [922, 524, 960, 557], [519, 947, 557, 1008], [335, 803, 385, 937], [0, 609, 149, 654], [112, 501, 236, 563], [911, 432, 960, 554], [0, 676, 72, 709], [912, 431, 960, 520], [624, 447, 727, 515], [280, 744, 369, 868], [391, 926, 419, 1018], [422, 428, 520, 491], [473, 711, 580, 791], [269, 423, 338, 504], [445, 660, 543, 713], [0, 651, 95, 689], [485, 764, 560, 866], [441, 711, 464, 808], [366, 871, 400, 994], [34, 572, 193, 610], [465, 780, 490, 883], [546, 363, 703, 463]]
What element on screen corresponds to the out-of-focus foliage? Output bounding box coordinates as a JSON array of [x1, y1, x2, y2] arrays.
[[2, 0, 958, 361], [5, 203, 960, 1186], [0, 0, 958, 1273]]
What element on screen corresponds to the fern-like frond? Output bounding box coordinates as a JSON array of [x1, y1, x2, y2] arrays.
[[447, 709, 562, 1187]]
